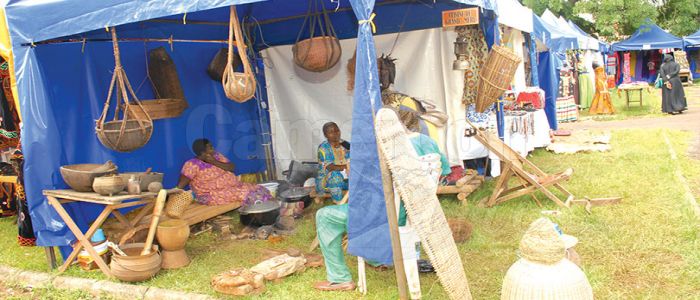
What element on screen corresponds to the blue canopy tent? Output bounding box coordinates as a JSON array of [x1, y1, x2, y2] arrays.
[[610, 21, 683, 83], [0, 0, 500, 265], [531, 14, 577, 130], [684, 29, 700, 78], [685, 29, 700, 47], [611, 21, 684, 51]]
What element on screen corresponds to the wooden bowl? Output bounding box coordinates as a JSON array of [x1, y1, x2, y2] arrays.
[[110, 243, 161, 282], [60, 163, 118, 192], [92, 175, 126, 196]]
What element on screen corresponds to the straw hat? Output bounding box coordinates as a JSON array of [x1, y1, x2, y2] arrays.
[[501, 259, 593, 300], [518, 218, 566, 264]]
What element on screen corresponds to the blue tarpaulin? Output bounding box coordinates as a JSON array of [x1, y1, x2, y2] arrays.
[[611, 20, 683, 51], [1, 0, 499, 263]]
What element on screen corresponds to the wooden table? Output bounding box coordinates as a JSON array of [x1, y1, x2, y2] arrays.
[[43, 189, 164, 277], [618, 86, 644, 108]]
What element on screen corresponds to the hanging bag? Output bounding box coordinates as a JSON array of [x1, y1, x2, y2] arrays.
[[222, 6, 256, 103], [292, 0, 342, 72], [95, 28, 153, 152]]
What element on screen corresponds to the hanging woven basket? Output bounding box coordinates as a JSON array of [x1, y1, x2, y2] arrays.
[[475, 45, 522, 113], [292, 0, 342, 72], [95, 28, 153, 152], [222, 6, 256, 103]]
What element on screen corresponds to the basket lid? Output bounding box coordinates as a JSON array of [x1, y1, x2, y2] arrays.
[[518, 218, 566, 264], [280, 187, 311, 199]]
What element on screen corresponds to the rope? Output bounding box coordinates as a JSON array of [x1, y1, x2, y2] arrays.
[[359, 13, 377, 34], [222, 6, 256, 102]]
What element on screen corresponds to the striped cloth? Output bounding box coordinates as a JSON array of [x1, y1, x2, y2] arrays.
[[556, 96, 578, 123]]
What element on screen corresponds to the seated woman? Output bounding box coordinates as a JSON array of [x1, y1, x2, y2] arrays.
[[315, 122, 350, 202], [177, 139, 271, 206]]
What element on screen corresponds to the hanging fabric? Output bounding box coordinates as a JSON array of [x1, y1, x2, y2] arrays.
[[222, 6, 256, 103], [460, 26, 489, 105], [293, 0, 342, 72], [95, 28, 153, 153]]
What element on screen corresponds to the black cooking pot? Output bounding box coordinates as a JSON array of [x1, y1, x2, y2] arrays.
[[239, 199, 280, 226], [279, 187, 312, 209]]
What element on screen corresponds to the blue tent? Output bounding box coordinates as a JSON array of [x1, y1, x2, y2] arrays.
[[611, 21, 683, 51], [531, 14, 577, 130], [1, 0, 499, 264], [685, 29, 700, 47]]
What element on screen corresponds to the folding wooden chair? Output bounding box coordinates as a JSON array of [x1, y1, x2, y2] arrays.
[[467, 122, 574, 208]]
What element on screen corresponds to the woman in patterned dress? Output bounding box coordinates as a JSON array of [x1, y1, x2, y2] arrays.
[[176, 139, 271, 206], [315, 122, 350, 202]]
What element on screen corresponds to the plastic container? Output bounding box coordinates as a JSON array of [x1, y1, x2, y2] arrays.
[[399, 226, 422, 300]]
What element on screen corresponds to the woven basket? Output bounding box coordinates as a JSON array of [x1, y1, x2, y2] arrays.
[[475, 45, 522, 112], [501, 259, 593, 300], [447, 218, 473, 243], [165, 191, 193, 219], [293, 36, 341, 72], [222, 6, 256, 103], [96, 119, 153, 153], [123, 98, 188, 120]]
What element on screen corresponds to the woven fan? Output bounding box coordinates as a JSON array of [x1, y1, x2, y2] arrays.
[[374, 108, 472, 300]]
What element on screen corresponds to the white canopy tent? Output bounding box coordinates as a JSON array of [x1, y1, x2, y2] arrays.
[[497, 0, 534, 90]]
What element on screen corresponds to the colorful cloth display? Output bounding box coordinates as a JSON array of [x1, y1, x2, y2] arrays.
[[623, 53, 631, 83], [11, 149, 35, 246], [577, 61, 593, 110], [460, 26, 489, 105], [516, 88, 545, 109], [589, 66, 615, 114], [556, 96, 578, 123]]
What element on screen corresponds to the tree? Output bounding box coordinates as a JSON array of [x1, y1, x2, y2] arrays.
[[574, 0, 658, 40], [657, 0, 700, 37]]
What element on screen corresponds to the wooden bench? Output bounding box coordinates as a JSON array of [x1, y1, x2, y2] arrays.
[[136, 201, 240, 227]]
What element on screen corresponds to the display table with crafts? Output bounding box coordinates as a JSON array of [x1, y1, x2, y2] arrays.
[[617, 82, 649, 108], [42, 189, 171, 277], [460, 108, 551, 177]]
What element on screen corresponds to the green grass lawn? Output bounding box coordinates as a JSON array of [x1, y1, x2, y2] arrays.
[[1, 129, 700, 299], [578, 86, 664, 121]]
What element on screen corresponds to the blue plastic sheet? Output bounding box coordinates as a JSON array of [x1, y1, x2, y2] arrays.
[[685, 29, 700, 48], [20, 41, 266, 251]]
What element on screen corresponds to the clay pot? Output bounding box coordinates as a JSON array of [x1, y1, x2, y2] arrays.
[[110, 243, 161, 282], [293, 36, 342, 72], [156, 219, 190, 269], [92, 175, 126, 196]]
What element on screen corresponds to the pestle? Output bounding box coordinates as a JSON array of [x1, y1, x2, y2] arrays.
[[141, 189, 167, 255]]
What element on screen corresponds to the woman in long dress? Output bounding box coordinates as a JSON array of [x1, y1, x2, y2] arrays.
[[176, 139, 271, 206], [589, 62, 615, 114], [659, 54, 687, 115]]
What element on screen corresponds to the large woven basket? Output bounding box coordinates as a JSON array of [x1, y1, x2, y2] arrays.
[[293, 36, 342, 72], [475, 45, 521, 112], [96, 119, 153, 153], [123, 98, 187, 120]]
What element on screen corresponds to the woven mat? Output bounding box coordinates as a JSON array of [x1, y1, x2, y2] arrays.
[[375, 108, 472, 300]]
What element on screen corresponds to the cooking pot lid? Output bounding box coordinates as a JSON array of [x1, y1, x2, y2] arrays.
[[239, 199, 280, 214], [280, 186, 311, 199]]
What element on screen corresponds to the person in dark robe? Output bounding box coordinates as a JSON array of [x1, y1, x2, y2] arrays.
[[659, 54, 687, 115]]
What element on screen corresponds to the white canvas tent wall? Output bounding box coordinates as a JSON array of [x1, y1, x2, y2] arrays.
[[496, 0, 533, 91], [265, 28, 470, 174]]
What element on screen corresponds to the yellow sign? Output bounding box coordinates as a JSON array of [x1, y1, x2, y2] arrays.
[[442, 8, 479, 27]]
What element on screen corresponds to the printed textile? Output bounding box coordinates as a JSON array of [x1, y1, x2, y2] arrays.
[[461, 26, 489, 105], [623, 53, 631, 83]]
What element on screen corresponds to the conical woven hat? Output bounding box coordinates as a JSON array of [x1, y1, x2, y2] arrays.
[[519, 218, 566, 264]]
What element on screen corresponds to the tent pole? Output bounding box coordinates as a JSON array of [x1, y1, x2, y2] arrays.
[[24, 37, 234, 47], [377, 147, 410, 300]]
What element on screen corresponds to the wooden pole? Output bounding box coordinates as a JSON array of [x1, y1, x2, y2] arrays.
[[377, 149, 409, 300]]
